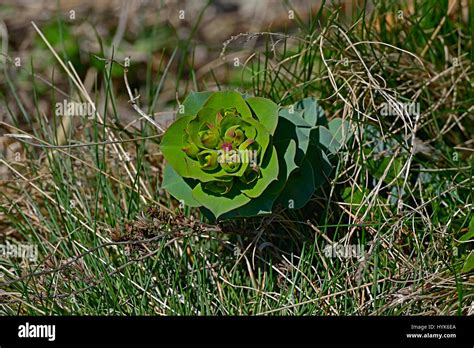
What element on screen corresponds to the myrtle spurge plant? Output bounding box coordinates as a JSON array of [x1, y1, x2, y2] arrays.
[[161, 91, 350, 220]]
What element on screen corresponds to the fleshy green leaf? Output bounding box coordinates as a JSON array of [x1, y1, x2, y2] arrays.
[[221, 140, 297, 219], [318, 126, 341, 154], [203, 91, 252, 119], [276, 108, 313, 165], [243, 117, 271, 166], [276, 158, 316, 209], [203, 177, 234, 195], [281, 139, 298, 179], [160, 116, 193, 176], [162, 164, 200, 207], [306, 144, 334, 188], [180, 91, 213, 118], [295, 98, 326, 127], [246, 97, 279, 133], [241, 146, 279, 198], [192, 181, 251, 218], [218, 189, 275, 218]]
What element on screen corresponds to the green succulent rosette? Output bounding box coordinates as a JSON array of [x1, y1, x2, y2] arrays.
[[161, 91, 351, 220]]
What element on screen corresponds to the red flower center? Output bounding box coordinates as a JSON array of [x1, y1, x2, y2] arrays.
[[222, 142, 233, 152]]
